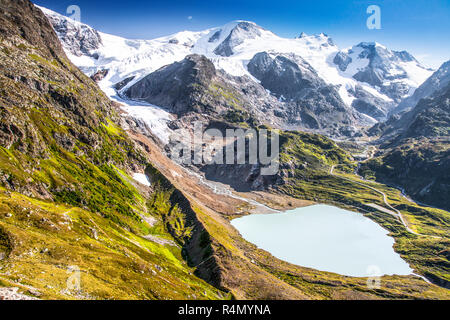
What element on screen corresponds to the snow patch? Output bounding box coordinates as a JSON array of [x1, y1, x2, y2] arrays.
[[132, 173, 151, 187]]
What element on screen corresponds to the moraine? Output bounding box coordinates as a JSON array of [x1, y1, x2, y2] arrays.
[[231, 204, 413, 277]]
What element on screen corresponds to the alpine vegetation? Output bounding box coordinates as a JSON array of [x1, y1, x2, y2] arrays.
[[0, 0, 448, 302]]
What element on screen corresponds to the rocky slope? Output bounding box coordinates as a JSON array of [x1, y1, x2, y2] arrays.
[[0, 0, 142, 207], [124, 54, 284, 129], [362, 82, 450, 211], [395, 83, 450, 139], [196, 130, 354, 192], [125, 52, 360, 137], [247, 52, 359, 134]]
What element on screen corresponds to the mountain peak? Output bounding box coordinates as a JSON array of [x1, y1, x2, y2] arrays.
[[394, 59, 450, 114], [213, 20, 266, 57], [232, 20, 259, 27], [294, 31, 335, 46], [356, 41, 387, 50], [333, 41, 433, 102]]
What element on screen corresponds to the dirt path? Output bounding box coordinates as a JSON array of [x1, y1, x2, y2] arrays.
[[330, 165, 441, 239]]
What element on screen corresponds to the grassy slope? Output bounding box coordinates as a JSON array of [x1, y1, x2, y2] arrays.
[[0, 186, 223, 300], [360, 138, 450, 211], [271, 134, 449, 291], [0, 0, 224, 300]]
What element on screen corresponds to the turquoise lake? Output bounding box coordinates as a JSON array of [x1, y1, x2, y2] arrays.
[[231, 204, 413, 277]]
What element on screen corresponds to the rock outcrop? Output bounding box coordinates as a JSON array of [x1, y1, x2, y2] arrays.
[[363, 82, 450, 210], [248, 52, 359, 135], [125, 54, 217, 115]]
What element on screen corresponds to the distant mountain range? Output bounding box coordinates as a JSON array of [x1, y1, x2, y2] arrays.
[[40, 6, 433, 138]]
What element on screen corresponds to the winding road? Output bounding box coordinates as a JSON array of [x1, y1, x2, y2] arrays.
[[329, 163, 442, 239], [329, 165, 418, 235], [329, 163, 443, 284]]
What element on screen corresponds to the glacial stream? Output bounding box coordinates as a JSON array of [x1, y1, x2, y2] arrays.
[[231, 204, 413, 277]]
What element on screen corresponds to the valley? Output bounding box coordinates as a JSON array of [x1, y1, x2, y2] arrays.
[[0, 0, 448, 301]]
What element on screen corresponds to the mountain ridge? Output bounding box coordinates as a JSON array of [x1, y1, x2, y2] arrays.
[[394, 60, 450, 115], [362, 80, 450, 211], [40, 6, 433, 131]]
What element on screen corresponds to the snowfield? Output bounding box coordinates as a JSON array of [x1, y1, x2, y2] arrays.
[[39, 5, 434, 141], [132, 173, 151, 187], [97, 78, 174, 145]]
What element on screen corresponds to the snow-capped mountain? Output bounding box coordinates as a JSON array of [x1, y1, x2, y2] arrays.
[[43, 6, 102, 58], [394, 60, 450, 114], [39, 6, 433, 134], [334, 42, 433, 103]]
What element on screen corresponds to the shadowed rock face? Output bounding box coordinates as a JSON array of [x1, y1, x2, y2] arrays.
[[125, 54, 216, 115], [113, 76, 135, 91], [364, 82, 450, 211], [352, 99, 386, 120], [208, 30, 221, 43], [373, 81, 450, 141], [248, 52, 359, 135], [349, 86, 392, 120], [248, 52, 323, 100], [403, 87, 450, 139], [333, 52, 352, 72], [387, 83, 450, 140]]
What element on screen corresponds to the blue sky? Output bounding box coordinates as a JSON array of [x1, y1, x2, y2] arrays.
[[33, 0, 450, 68]]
